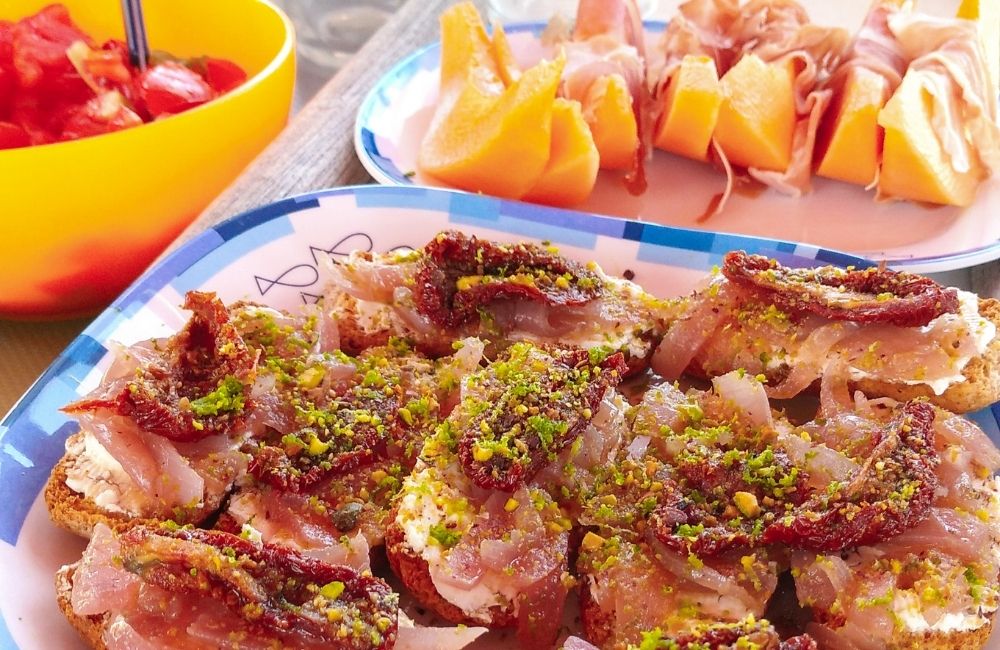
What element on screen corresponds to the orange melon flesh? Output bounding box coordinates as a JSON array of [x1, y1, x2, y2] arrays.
[[654, 55, 723, 161], [582, 73, 639, 171], [524, 98, 600, 207], [490, 22, 521, 87], [419, 55, 564, 199], [877, 70, 985, 206], [815, 66, 892, 186], [439, 2, 499, 96], [714, 54, 796, 171]]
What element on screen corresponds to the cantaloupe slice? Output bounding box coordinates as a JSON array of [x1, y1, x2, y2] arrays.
[[877, 70, 986, 206], [439, 2, 499, 96], [654, 55, 723, 161], [714, 54, 797, 171], [419, 55, 564, 199], [582, 73, 639, 171], [815, 66, 892, 186], [490, 22, 521, 87], [524, 98, 600, 207]]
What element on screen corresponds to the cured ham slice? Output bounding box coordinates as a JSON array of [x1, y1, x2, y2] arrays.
[[324, 232, 672, 372], [60, 292, 256, 519], [728, 1, 849, 195], [876, 9, 1000, 205], [224, 489, 374, 572], [558, 0, 649, 191], [66, 524, 399, 650], [245, 337, 484, 493], [226, 336, 486, 566], [660, 253, 997, 407], [390, 342, 623, 649]]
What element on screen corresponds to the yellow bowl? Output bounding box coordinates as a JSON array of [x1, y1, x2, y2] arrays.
[[0, 0, 295, 318]]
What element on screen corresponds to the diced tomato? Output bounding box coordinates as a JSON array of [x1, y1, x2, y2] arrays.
[[139, 61, 214, 117], [1, 21, 16, 116], [0, 67, 13, 117], [0, 120, 30, 149], [60, 90, 142, 140], [11, 4, 92, 95], [9, 93, 59, 144], [201, 57, 246, 94], [0, 5, 246, 147], [0, 19, 14, 63]]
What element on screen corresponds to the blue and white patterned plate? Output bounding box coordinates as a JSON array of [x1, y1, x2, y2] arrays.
[[1, 186, 997, 648], [355, 21, 1000, 274]]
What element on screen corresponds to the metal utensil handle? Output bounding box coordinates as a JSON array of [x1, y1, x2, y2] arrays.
[[121, 0, 150, 70]]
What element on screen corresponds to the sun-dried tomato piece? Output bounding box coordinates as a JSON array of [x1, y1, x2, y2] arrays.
[[412, 231, 603, 329], [118, 525, 397, 649], [762, 401, 938, 552], [722, 251, 959, 328], [638, 617, 815, 649], [456, 343, 627, 491], [66, 291, 258, 442], [647, 481, 756, 557]]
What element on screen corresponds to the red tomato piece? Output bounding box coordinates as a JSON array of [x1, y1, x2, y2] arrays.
[[202, 57, 246, 94], [9, 93, 60, 144], [0, 67, 14, 117], [0, 19, 13, 63], [139, 61, 214, 117], [1, 21, 16, 116], [11, 4, 92, 97], [60, 90, 142, 140], [0, 120, 29, 149]]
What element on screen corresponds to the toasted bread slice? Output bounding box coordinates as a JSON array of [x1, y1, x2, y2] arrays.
[[46, 432, 229, 539], [849, 298, 1000, 414], [578, 576, 614, 648], [384, 513, 517, 629], [329, 292, 394, 355], [884, 615, 995, 650], [45, 438, 156, 539], [55, 564, 108, 650]]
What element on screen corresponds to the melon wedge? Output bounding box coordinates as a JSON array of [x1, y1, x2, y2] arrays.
[[419, 55, 564, 199], [715, 54, 797, 171], [582, 73, 639, 171], [490, 22, 521, 86], [878, 70, 986, 206], [524, 98, 600, 207], [815, 67, 892, 186], [439, 2, 499, 96], [654, 55, 723, 161]]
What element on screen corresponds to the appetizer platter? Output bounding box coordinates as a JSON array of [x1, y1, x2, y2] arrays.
[[355, 0, 1000, 272], [1, 186, 999, 650]]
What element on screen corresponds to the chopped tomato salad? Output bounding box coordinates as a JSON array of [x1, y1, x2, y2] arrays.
[[0, 4, 246, 150]]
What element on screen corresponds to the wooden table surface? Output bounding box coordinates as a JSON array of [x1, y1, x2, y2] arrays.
[[0, 0, 997, 416]]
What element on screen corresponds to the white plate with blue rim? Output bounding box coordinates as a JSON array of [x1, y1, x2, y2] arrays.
[[354, 20, 1000, 275], [1, 185, 998, 648]]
